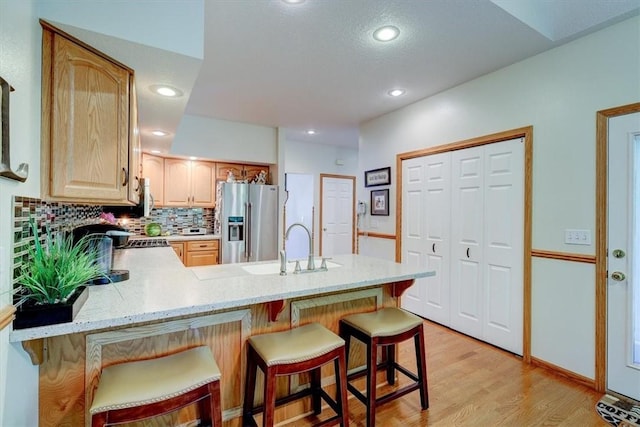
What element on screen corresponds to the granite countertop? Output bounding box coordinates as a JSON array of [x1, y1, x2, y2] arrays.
[[9, 249, 434, 342]]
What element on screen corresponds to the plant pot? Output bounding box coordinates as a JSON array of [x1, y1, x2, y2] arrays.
[[13, 286, 89, 330]]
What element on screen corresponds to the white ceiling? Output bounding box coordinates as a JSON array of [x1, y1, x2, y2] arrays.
[[50, 0, 640, 152]]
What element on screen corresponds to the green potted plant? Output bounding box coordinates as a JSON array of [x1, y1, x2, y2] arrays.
[[13, 219, 108, 329]]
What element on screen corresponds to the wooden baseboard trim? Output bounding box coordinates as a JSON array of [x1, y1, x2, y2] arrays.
[[531, 249, 596, 264], [531, 356, 596, 389], [357, 231, 396, 240], [0, 305, 16, 331]]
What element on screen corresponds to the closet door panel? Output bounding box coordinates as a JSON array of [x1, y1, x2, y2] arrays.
[[423, 153, 451, 325], [401, 158, 428, 317], [451, 147, 484, 337], [483, 138, 524, 354]]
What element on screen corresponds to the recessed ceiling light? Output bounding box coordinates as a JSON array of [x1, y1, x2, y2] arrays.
[[306, 129, 316, 135], [373, 26, 400, 42], [388, 89, 405, 97], [189, 156, 198, 160], [282, 0, 305, 3], [151, 130, 168, 136], [150, 150, 162, 154], [149, 84, 183, 98]]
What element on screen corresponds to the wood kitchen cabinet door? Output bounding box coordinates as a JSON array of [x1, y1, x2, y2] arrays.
[[244, 165, 269, 183], [164, 159, 215, 207], [169, 242, 185, 262], [142, 153, 165, 206], [216, 162, 270, 183], [190, 161, 216, 207], [128, 77, 142, 204], [216, 163, 243, 182], [164, 159, 191, 205], [42, 25, 132, 203], [185, 240, 219, 267]]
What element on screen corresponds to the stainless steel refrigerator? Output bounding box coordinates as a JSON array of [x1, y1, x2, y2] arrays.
[[219, 183, 279, 263]]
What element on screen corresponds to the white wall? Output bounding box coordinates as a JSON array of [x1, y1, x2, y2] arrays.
[[359, 16, 640, 379], [172, 114, 278, 165], [0, 0, 43, 424], [36, 0, 204, 58], [281, 138, 359, 255]]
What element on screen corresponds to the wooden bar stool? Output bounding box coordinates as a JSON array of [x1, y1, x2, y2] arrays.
[[339, 307, 429, 427], [243, 322, 349, 427], [90, 346, 222, 427]]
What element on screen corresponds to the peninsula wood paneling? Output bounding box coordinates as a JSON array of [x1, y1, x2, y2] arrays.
[[36, 285, 399, 427]]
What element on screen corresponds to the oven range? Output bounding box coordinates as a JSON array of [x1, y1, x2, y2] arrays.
[[124, 238, 170, 248]]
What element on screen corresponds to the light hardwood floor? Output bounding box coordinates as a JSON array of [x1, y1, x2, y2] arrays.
[[282, 319, 607, 427], [344, 319, 607, 427]]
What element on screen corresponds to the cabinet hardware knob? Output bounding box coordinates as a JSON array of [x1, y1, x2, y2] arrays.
[[432, 243, 436, 253], [466, 248, 470, 258]]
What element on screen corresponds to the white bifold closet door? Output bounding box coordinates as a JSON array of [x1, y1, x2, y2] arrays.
[[402, 137, 524, 355], [401, 153, 451, 325], [450, 138, 524, 354]]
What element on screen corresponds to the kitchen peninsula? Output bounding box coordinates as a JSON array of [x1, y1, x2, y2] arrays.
[[10, 247, 433, 426]]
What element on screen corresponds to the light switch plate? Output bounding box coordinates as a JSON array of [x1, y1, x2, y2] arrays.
[[565, 229, 591, 245]]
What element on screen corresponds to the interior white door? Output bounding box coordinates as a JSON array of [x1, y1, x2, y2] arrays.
[[450, 146, 484, 339], [482, 138, 524, 355], [401, 157, 428, 317], [320, 176, 354, 257], [401, 153, 452, 322], [422, 153, 452, 324], [607, 111, 640, 400]]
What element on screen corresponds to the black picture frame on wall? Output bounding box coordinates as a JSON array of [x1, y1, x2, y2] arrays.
[[364, 167, 391, 187], [370, 189, 389, 216]]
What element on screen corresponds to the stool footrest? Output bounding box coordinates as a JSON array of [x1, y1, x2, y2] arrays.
[[347, 361, 419, 384], [245, 386, 340, 417]]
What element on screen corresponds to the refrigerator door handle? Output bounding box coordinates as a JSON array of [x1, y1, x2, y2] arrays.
[[245, 202, 252, 261]]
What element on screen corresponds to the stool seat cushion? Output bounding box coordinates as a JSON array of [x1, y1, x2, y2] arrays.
[[90, 346, 221, 414], [341, 307, 423, 337], [248, 323, 344, 366]]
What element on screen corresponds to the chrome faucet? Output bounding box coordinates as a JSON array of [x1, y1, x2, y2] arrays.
[[279, 250, 287, 276], [284, 222, 315, 271]]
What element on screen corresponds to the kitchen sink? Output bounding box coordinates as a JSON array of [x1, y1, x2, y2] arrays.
[[241, 259, 341, 275]]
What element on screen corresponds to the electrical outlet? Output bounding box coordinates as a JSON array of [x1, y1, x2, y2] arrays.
[[565, 229, 592, 245]]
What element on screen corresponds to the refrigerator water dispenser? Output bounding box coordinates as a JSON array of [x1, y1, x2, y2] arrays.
[[228, 216, 244, 241]]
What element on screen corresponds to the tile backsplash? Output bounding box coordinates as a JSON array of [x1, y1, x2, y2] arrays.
[[11, 196, 215, 286], [109, 207, 215, 235], [12, 197, 104, 287]]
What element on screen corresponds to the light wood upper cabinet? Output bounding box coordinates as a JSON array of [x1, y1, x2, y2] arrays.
[[41, 23, 135, 203], [128, 77, 141, 204], [216, 163, 243, 182], [142, 153, 165, 206], [164, 159, 216, 207], [216, 162, 270, 183]]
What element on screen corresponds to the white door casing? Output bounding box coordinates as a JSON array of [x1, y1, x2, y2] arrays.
[[607, 111, 640, 400], [320, 175, 354, 257]]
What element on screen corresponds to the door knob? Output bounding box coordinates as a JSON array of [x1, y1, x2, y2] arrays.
[[611, 271, 626, 281], [612, 249, 626, 259]]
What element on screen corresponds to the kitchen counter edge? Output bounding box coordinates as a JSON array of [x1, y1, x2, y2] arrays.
[[9, 250, 433, 342]]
